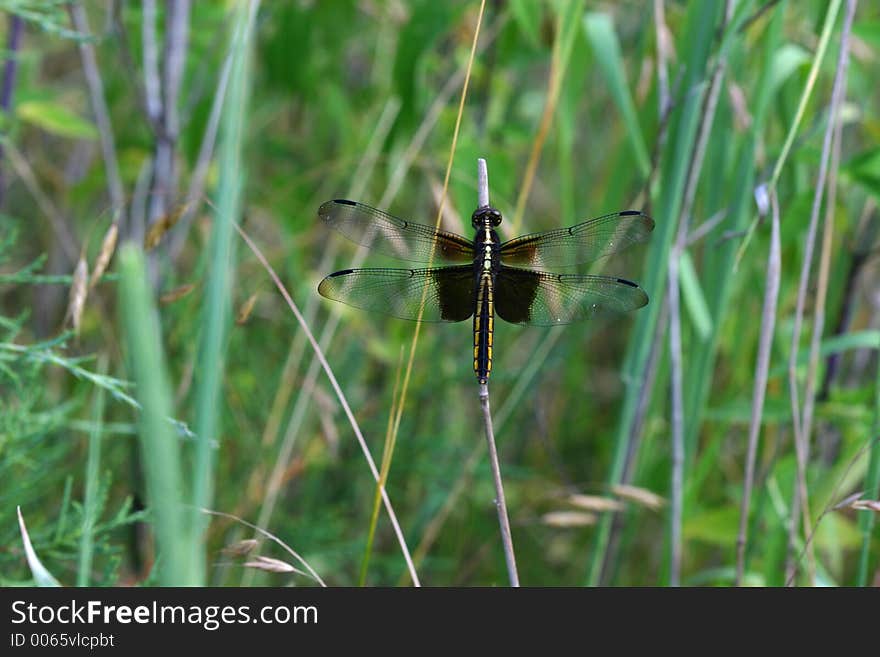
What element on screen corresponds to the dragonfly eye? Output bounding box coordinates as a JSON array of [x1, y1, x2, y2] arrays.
[[472, 206, 503, 228]]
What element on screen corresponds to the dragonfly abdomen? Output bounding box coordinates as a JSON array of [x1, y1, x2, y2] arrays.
[[473, 273, 494, 383]]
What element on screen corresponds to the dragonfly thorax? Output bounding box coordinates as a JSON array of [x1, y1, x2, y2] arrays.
[[472, 205, 502, 229]]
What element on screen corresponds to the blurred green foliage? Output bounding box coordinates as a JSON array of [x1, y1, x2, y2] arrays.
[[0, 0, 879, 586]]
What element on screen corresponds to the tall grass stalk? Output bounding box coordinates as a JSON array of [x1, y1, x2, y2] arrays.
[[360, 347, 405, 586], [786, 0, 855, 585], [234, 223, 420, 585], [77, 355, 107, 586], [118, 245, 194, 585], [735, 188, 781, 586], [192, 0, 259, 580], [735, 0, 843, 266], [587, 0, 722, 586], [510, 0, 584, 236]]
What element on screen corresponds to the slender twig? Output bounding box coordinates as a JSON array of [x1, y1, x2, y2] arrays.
[[0, 14, 23, 207], [477, 158, 519, 586], [68, 3, 125, 212], [653, 0, 671, 118], [235, 222, 421, 586], [142, 0, 161, 127], [735, 185, 781, 586], [785, 0, 854, 586], [200, 508, 326, 587]]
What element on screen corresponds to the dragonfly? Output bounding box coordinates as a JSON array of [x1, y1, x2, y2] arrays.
[[317, 199, 653, 383]]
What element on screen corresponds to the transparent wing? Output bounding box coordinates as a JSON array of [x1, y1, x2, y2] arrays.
[[319, 199, 474, 263], [494, 266, 648, 326], [318, 265, 474, 322], [499, 210, 654, 268]]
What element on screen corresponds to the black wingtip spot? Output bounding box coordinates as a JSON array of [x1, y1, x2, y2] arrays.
[[335, 199, 357, 206], [617, 277, 639, 288], [620, 210, 641, 216], [328, 269, 355, 277]]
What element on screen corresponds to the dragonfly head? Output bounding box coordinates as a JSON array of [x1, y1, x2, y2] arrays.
[[472, 205, 502, 229]]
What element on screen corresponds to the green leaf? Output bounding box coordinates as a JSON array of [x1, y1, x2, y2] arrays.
[[582, 12, 650, 177], [509, 0, 543, 49], [769, 43, 810, 96], [17, 100, 98, 140], [679, 251, 712, 340]]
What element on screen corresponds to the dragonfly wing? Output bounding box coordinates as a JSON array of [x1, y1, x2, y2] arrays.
[[319, 199, 474, 263], [494, 266, 648, 325], [499, 210, 654, 268], [318, 265, 474, 322]]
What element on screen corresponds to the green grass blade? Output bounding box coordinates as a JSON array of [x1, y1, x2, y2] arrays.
[[586, 0, 723, 586], [118, 244, 193, 585], [77, 356, 107, 586], [192, 1, 257, 580], [582, 12, 651, 178], [679, 250, 712, 340], [857, 332, 880, 585]]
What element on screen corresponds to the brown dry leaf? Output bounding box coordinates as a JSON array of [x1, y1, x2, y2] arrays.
[[236, 293, 259, 325], [832, 491, 864, 511], [727, 80, 752, 132], [567, 494, 624, 513], [221, 539, 259, 557], [541, 511, 597, 528], [89, 222, 118, 289], [159, 283, 196, 305], [144, 202, 191, 251], [611, 484, 666, 511], [243, 555, 305, 576], [851, 499, 880, 513], [65, 255, 89, 334]]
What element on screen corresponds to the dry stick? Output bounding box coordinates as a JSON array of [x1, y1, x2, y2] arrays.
[[666, 0, 734, 586], [403, 327, 561, 583], [477, 158, 519, 587], [784, 0, 854, 586], [735, 187, 781, 586], [653, 0, 671, 118], [234, 223, 421, 586], [68, 3, 125, 212], [0, 14, 22, 207], [142, 0, 161, 126]]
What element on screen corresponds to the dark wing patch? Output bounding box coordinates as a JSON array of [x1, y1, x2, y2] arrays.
[[317, 265, 474, 322], [319, 199, 474, 263], [499, 210, 653, 268], [494, 266, 648, 325]]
